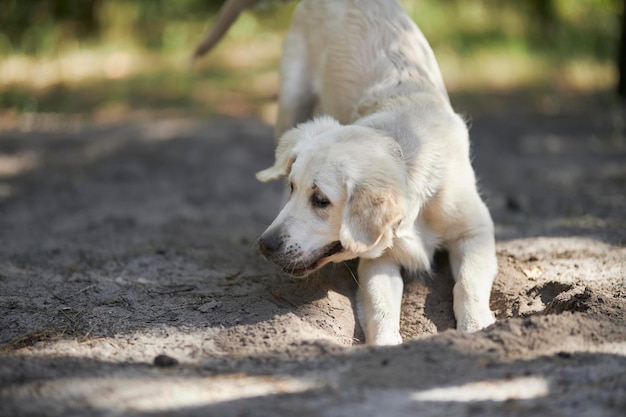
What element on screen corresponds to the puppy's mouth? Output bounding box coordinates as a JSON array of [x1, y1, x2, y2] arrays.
[[282, 241, 344, 277]]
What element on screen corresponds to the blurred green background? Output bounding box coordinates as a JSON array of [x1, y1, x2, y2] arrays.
[[0, 0, 620, 128]]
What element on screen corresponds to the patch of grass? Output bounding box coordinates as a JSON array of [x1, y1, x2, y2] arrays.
[[0, 306, 92, 351], [1, 328, 66, 351]]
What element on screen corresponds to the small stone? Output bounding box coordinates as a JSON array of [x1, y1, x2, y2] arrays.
[[557, 351, 572, 359], [154, 354, 178, 367], [505, 195, 523, 212]]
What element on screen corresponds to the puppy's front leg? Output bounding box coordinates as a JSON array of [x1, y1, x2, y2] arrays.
[[357, 255, 404, 345], [448, 210, 497, 332]]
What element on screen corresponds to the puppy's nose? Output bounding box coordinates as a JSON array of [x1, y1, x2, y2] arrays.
[[259, 233, 283, 256]]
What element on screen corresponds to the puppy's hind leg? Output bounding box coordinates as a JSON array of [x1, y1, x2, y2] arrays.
[[275, 28, 317, 138]]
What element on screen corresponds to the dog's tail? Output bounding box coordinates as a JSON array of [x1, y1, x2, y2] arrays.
[[191, 0, 260, 64]]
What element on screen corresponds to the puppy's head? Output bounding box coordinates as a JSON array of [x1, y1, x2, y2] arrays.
[[257, 117, 406, 277]]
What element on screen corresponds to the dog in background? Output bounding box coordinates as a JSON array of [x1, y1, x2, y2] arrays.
[[194, 0, 497, 345]]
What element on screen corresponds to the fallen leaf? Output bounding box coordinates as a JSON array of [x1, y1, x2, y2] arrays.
[[522, 265, 543, 280]]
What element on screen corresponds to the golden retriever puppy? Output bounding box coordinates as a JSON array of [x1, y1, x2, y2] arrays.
[[195, 0, 497, 345]]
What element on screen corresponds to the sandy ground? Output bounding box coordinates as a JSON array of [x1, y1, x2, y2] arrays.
[[0, 90, 625, 416]]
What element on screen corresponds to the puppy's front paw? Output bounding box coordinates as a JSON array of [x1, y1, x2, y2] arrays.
[[368, 330, 403, 346], [456, 307, 496, 333]]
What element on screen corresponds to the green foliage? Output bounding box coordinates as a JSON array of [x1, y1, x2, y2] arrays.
[[0, 0, 618, 57], [0, 0, 225, 55], [0, 0, 618, 63], [408, 0, 620, 63], [0, 0, 620, 118]]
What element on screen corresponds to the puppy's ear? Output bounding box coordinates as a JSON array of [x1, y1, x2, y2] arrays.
[[256, 116, 340, 183], [339, 182, 405, 254], [256, 127, 300, 182]]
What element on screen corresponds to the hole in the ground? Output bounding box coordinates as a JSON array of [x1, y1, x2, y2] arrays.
[[542, 287, 593, 315], [527, 281, 574, 304]]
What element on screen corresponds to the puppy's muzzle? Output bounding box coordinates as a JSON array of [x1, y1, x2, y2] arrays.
[[258, 232, 283, 258]]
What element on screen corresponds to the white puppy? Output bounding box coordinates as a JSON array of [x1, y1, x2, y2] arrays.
[[195, 0, 497, 345]]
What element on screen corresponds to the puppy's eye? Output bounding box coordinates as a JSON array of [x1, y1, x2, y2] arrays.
[[289, 182, 294, 195], [311, 192, 331, 209]]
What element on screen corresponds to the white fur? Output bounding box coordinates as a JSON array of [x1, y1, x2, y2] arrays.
[[257, 0, 497, 345]]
